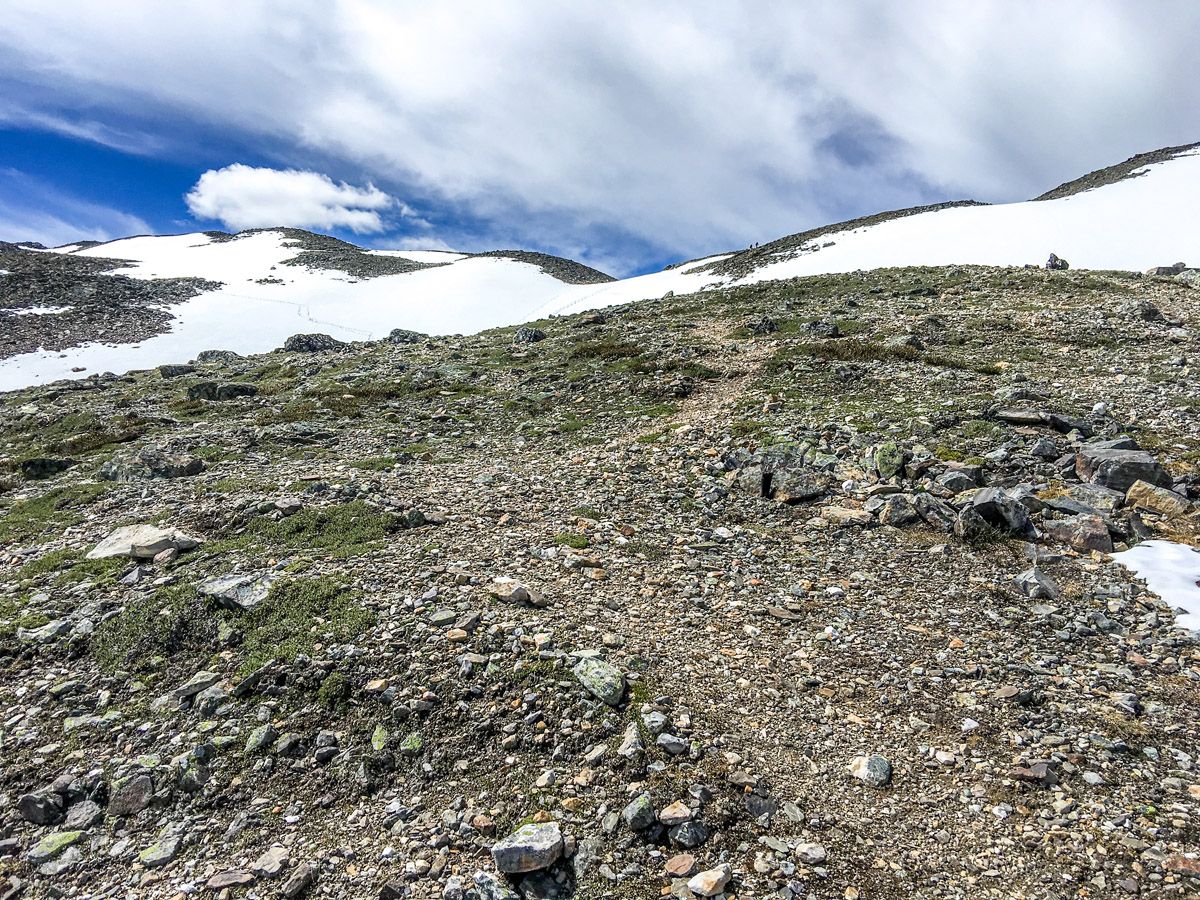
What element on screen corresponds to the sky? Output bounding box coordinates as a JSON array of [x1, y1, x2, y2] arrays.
[[1, 1, 1198, 277]]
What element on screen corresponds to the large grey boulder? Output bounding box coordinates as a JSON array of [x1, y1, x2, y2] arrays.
[[490, 821, 563, 873], [282, 333, 346, 353], [198, 573, 277, 611], [1075, 446, 1171, 493], [969, 487, 1037, 539], [99, 448, 204, 481]]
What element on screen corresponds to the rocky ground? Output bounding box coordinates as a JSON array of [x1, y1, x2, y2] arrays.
[[0, 264, 1198, 900], [0, 246, 219, 358]]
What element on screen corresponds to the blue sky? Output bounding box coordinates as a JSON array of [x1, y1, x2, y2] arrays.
[[1, 1, 1198, 276]]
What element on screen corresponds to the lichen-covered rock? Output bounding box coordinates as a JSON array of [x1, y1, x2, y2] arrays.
[[571, 656, 625, 705], [27, 831, 84, 864]]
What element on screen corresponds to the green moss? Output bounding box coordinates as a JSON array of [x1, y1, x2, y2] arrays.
[[317, 671, 352, 708], [0, 482, 109, 543], [237, 500, 402, 557], [237, 576, 374, 672], [92, 582, 215, 673], [554, 532, 589, 549]]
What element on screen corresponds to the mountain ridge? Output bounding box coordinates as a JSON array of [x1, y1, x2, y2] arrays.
[[1, 141, 1198, 393]]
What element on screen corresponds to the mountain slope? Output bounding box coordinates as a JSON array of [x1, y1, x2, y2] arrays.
[[0, 263, 1198, 898], [701, 142, 1200, 280], [1, 144, 1198, 392]]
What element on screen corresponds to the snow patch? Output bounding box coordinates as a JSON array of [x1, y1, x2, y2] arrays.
[[1111, 540, 1200, 630], [2, 306, 71, 316]]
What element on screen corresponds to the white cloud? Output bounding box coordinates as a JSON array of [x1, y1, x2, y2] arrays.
[[185, 164, 398, 233], [0, 168, 151, 246], [1, 1, 1199, 271]]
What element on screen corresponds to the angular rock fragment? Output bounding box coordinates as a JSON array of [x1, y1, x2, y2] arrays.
[[490, 822, 563, 873], [571, 656, 625, 705]]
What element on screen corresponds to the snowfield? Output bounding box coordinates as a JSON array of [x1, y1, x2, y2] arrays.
[[0, 148, 1197, 391], [1111, 541, 1200, 631]]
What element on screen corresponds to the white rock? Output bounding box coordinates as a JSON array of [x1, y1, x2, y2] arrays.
[[688, 864, 731, 896]]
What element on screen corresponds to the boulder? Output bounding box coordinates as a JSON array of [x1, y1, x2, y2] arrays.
[[17, 791, 64, 826], [849, 754, 893, 787], [108, 774, 154, 817], [86, 524, 201, 560], [1042, 514, 1113, 553], [1125, 479, 1190, 517], [970, 487, 1037, 539], [387, 328, 426, 344], [1145, 263, 1186, 276], [98, 448, 204, 481], [282, 333, 346, 352], [18, 458, 75, 480], [1076, 447, 1171, 493], [195, 349, 243, 364], [688, 864, 732, 897], [188, 381, 258, 401], [572, 657, 625, 706], [490, 822, 563, 873], [198, 573, 277, 611], [513, 326, 546, 344], [1045, 253, 1069, 270]]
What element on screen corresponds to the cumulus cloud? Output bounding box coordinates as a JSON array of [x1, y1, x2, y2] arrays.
[[0, 168, 151, 246], [184, 164, 399, 233], [1, 1, 1198, 271]]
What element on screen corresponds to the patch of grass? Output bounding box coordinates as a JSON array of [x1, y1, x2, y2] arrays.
[[557, 413, 589, 434], [241, 500, 402, 557], [238, 576, 374, 672], [92, 582, 215, 673], [92, 575, 373, 676], [554, 532, 589, 549], [0, 482, 109, 543], [730, 420, 771, 440], [15, 548, 124, 584], [317, 671, 352, 708], [962, 419, 1002, 440], [636, 428, 670, 444], [569, 338, 642, 361], [22, 411, 149, 459], [766, 338, 999, 377], [255, 400, 322, 425]]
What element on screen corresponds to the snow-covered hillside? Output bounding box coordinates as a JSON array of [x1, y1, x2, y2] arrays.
[[1, 145, 1197, 391]]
